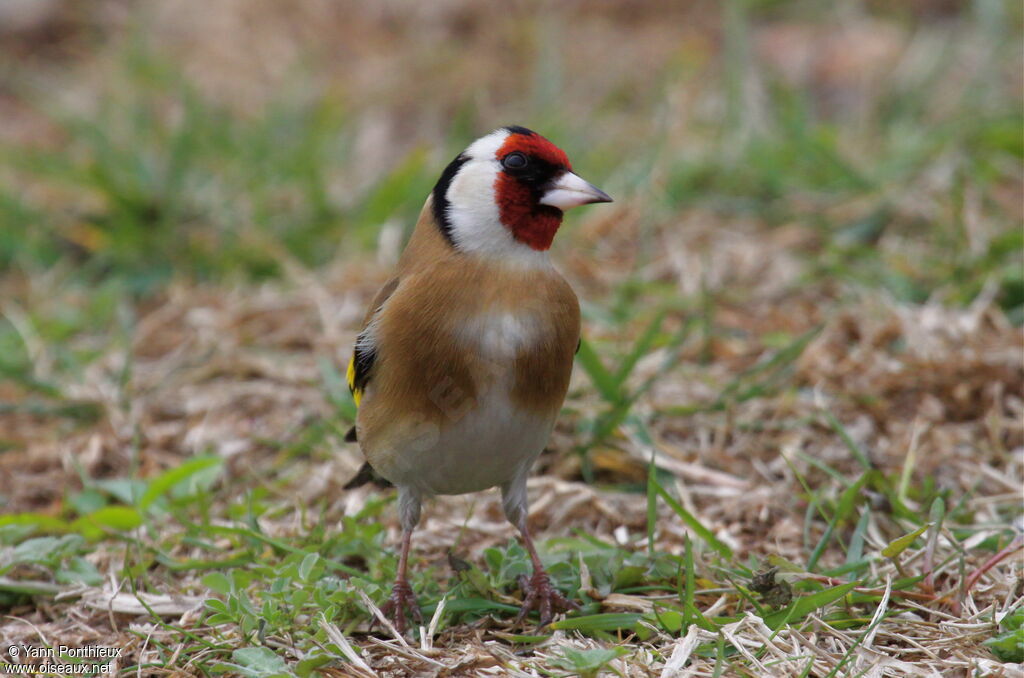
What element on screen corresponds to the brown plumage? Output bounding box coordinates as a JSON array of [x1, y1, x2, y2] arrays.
[[344, 126, 611, 632], [356, 198, 580, 480]]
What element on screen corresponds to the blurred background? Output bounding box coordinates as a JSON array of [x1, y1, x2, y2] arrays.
[[1, 0, 1020, 297], [0, 1, 1021, 672]]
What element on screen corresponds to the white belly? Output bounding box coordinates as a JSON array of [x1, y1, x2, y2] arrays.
[[381, 380, 555, 496], [361, 306, 564, 496]]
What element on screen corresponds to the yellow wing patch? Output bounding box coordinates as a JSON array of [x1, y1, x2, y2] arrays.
[[346, 355, 362, 407]]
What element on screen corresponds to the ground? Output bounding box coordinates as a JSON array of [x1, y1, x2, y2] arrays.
[[0, 2, 1022, 676]]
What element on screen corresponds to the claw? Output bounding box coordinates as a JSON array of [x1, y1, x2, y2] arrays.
[[514, 569, 579, 627], [378, 578, 422, 635]]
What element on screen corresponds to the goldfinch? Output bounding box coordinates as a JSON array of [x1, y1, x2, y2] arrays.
[[346, 126, 612, 631]]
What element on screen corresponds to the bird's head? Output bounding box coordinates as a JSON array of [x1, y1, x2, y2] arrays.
[[432, 126, 612, 260]]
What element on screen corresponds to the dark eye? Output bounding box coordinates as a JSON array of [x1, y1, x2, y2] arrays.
[[502, 152, 528, 170]]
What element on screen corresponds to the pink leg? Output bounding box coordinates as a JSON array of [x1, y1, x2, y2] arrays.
[[379, 529, 422, 634], [514, 523, 579, 626]]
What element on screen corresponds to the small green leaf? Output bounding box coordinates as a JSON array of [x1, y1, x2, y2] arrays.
[[1000, 607, 1024, 632], [298, 552, 319, 582], [67, 489, 107, 516], [551, 646, 629, 675], [206, 613, 234, 625], [203, 572, 233, 595], [92, 478, 147, 505], [650, 606, 684, 633], [881, 524, 930, 559], [612, 565, 646, 590], [12, 536, 67, 564], [294, 652, 332, 678], [229, 646, 289, 677], [985, 607, 1024, 662], [985, 626, 1024, 663], [56, 556, 103, 586]]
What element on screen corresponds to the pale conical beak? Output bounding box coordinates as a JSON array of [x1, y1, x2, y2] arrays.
[[539, 171, 613, 211]]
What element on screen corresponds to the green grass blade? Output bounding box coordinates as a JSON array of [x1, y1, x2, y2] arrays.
[[762, 581, 858, 630], [822, 411, 872, 471], [549, 613, 642, 633], [882, 524, 929, 559], [923, 496, 947, 586], [653, 480, 732, 558], [683, 535, 695, 612], [576, 338, 620, 403], [717, 325, 822, 404], [845, 510, 871, 569], [806, 522, 835, 573], [794, 451, 850, 486], [807, 469, 875, 570], [676, 535, 717, 631], [647, 453, 658, 557], [0, 513, 71, 534], [138, 456, 224, 512], [835, 471, 875, 525], [71, 506, 143, 539], [613, 309, 666, 384]]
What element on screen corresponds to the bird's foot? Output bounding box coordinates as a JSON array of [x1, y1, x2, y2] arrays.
[[378, 578, 422, 634], [515, 569, 579, 627]]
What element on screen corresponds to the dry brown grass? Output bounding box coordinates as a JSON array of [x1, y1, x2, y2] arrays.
[[2, 240, 1020, 676]]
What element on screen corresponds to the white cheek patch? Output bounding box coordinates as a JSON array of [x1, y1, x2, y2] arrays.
[[447, 162, 511, 254], [444, 129, 552, 268]]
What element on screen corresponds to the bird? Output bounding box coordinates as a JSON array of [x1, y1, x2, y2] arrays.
[[345, 126, 612, 632]]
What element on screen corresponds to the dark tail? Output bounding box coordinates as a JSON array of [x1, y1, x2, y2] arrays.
[[343, 461, 393, 490]]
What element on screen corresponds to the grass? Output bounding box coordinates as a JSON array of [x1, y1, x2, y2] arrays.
[[1, 1, 1022, 676]]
